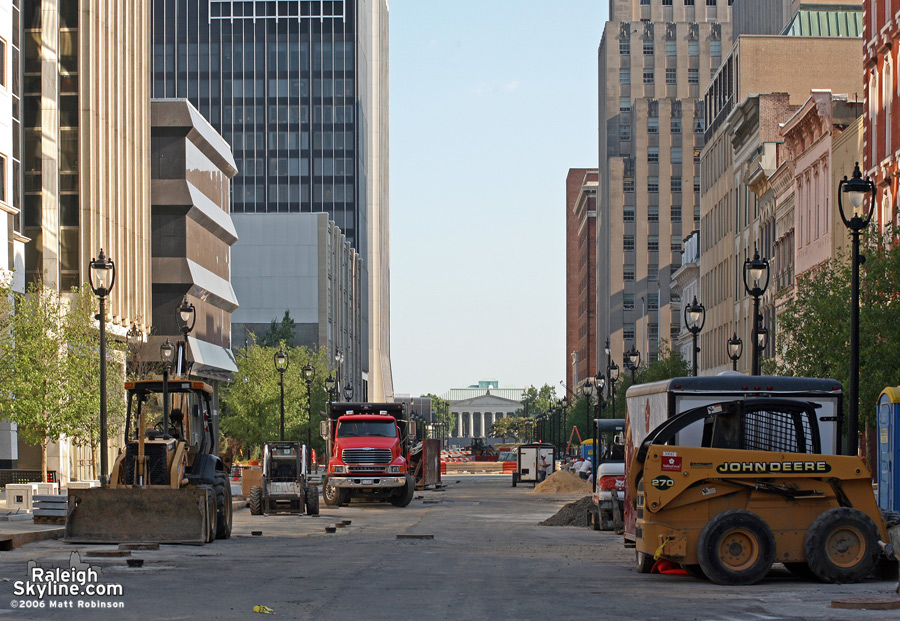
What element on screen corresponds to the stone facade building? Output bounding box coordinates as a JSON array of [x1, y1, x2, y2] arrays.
[[565, 168, 598, 391], [597, 0, 732, 374]]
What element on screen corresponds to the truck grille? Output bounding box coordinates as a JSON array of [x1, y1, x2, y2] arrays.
[[342, 448, 391, 465]]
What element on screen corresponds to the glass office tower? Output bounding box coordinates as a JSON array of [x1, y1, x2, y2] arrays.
[[152, 0, 394, 400], [153, 0, 363, 248]]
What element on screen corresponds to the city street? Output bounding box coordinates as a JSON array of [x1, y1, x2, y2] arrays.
[[0, 475, 897, 620]]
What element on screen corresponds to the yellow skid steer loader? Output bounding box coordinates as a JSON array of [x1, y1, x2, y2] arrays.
[[65, 380, 232, 544]]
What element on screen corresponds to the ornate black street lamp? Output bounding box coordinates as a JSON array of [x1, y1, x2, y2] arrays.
[[580, 379, 594, 452], [274, 348, 289, 441], [727, 332, 743, 371], [756, 319, 769, 357], [303, 362, 315, 472], [626, 345, 641, 384], [592, 373, 606, 493], [343, 381, 353, 402], [176, 296, 196, 377], [838, 162, 876, 456], [89, 249, 115, 487], [608, 361, 619, 417], [743, 248, 770, 375], [160, 338, 175, 437], [684, 296, 706, 376]]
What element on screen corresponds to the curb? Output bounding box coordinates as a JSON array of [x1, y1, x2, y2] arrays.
[[0, 527, 64, 550]]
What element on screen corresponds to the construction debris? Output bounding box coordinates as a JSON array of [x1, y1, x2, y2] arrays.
[[531, 469, 592, 494], [540, 496, 596, 527]]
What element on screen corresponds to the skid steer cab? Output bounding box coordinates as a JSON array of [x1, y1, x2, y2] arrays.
[[628, 398, 900, 585], [65, 380, 232, 545]]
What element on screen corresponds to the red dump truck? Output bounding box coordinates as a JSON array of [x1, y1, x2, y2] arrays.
[[320, 402, 416, 507]]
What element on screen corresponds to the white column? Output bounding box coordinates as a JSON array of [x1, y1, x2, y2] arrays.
[[456, 412, 462, 437]]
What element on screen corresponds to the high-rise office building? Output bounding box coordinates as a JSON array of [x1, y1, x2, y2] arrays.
[[565, 168, 598, 391], [152, 0, 392, 400], [597, 0, 732, 371]]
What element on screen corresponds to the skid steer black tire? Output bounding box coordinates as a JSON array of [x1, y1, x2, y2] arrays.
[[390, 475, 416, 507], [249, 485, 264, 515], [697, 509, 775, 585], [804, 507, 880, 584], [635, 550, 655, 574], [511, 472, 518, 487], [305, 485, 320, 516], [214, 472, 233, 539]]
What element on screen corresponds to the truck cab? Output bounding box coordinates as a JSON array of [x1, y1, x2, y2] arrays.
[[320, 403, 416, 507]]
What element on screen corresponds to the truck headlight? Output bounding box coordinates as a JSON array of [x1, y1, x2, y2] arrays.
[[332, 465, 346, 473], [388, 465, 404, 473]]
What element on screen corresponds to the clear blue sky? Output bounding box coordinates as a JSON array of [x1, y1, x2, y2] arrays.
[[389, 1, 607, 397]]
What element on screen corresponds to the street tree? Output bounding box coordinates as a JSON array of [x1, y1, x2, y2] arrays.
[[220, 338, 331, 459], [422, 393, 453, 438], [259, 310, 297, 348], [0, 280, 124, 481]]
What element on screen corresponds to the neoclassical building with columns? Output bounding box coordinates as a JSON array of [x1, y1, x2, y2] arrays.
[[450, 393, 522, 438]]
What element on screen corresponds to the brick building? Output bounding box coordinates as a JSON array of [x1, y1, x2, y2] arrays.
[[565, 168, 598, 391]]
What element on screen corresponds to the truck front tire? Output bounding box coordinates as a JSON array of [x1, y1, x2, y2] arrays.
[[390, 475, 415, 507]]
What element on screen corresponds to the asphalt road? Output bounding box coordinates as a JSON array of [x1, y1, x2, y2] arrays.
[[0, 475, 897, 620]]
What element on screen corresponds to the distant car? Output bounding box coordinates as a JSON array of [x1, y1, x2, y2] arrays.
[[498, 451, 517, 462], [590, 460, 625, 531]]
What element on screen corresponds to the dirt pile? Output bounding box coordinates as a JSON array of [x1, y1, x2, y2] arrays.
[[531, 468, 592, 494], [540, 496, 595, 527]]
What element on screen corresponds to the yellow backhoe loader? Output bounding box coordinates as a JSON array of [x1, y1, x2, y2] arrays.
[[65, 380, 232, 544], [628, 398, 900, 585]]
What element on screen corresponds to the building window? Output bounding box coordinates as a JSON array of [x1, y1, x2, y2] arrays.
[[648, 294, 659, 310], [0, 154, 6, 202], [624, 206, 635, 221], [666, 41, 677, 56], [694, 180, 701, 192], [706, 0, 716, 5], [624, 323, 636, 340], [620, 124, 632, 141], [672, 205, 682, 221], [672, 118, 682, 133], [620, 40, 631, 55], [671, 177, 682, 192], [648, 117, 658, 133], [671, 235, 682, 252], [643, 69, 654, 84], [649, 323, 659, 340], [649, 265, 659, 281], [641, 0, 650, 4], [685, 0, 694, 4], [648, 147, 659, 162], [663, 0, 673, 5], [0, 39, 6, 88], [666, 68, 677, 84], [710, 41, 721, 56], [624, 177, 635, 192], [648, 204, 659, 221], [671, 147, 682, 163], [624, 235, 636, 252], [648, 176, 659, 192], [694, 117, 705, 132], [648, 235, 659, 252], [620, 68, 630, 84], [643, 41, 654, 55], [688, 41, 699, 56], [624, 265, 635, 282], [688, 68, 699, 84], [624, 294, 635, 310], [620, 97, 632, 112], [671, 324, 681, 339], [694, 147, 701, 161]]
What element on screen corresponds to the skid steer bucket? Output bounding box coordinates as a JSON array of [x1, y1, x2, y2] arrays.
[[64, 487, 214, 545]]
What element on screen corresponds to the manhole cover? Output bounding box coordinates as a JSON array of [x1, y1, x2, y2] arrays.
[[831, 597, 900, 610]]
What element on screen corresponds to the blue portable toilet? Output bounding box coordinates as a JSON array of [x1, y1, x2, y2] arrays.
[[876, 387, 900, 511]]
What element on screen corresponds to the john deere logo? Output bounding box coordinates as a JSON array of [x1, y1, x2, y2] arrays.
[[651, 475, 674, 490], [714, 460, 831, 475]]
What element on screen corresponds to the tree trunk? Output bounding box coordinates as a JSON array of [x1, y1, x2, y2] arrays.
[[91, 441, 98, 481], [41, 439, 48, 483]]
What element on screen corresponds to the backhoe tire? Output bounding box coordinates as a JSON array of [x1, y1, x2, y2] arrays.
[[390, 475, 416, 507], [214, 472, 233, 539], [305, 485, 320, 516], [635, 550, 655, 574], [323, 478, 341, 507], [804, 507, 880, 584], [697, 510, 775, 585], [249, 485, 264, 515]]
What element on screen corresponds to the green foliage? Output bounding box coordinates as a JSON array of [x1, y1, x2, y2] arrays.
[[220, 338, 331, 458], [775, 230, 900, 430], [422, 393, 453, 437], [607, 342, 690, 419], [0, 280, 125, 480], [519, 384, 558, 417], [489, 415, 534, 442], [258, 310, 297, 348]]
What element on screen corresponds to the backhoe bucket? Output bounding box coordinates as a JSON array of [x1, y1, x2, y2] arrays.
[[64, 487, 214, 545]]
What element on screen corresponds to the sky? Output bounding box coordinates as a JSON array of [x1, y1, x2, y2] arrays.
[[389, 1, 608, 398]]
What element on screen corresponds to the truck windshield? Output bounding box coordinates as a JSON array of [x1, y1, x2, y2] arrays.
[[337, 420, 397, 438]]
